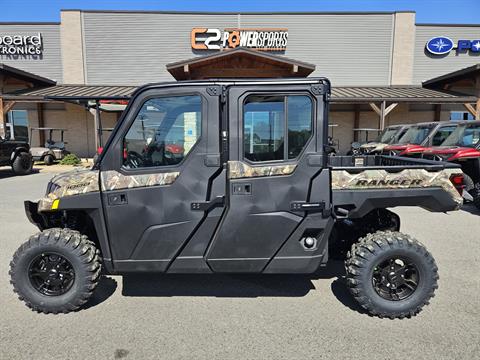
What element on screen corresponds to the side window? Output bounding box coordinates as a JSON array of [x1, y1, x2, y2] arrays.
[[123, 95, 202, 168], [243, 95, 312, 162], [432, 126, 456, 146]]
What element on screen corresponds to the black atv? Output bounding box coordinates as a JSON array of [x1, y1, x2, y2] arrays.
[[0, 134, 33, 175]]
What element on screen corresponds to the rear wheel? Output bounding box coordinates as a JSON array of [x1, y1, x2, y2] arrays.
[[9, 228, 102, 314], [11, 152, 33, 175], [345, 231, 438, 319], [43, 154, 55, 166]]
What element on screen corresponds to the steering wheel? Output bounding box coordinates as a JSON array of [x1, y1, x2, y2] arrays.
[[125, 151, 144, 168]]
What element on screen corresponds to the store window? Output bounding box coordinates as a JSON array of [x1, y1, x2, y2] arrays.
[[7, 110, 29, 141], [243, 95, 313, 162], [450, 111, 474, 121], [123, 95, 202, 169]]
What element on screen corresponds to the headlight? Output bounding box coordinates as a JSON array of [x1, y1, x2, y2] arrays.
[[46, 181, 60, 195]]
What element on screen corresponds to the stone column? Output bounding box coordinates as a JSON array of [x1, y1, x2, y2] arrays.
[[390, 12, 416, 85], [61, 10, 86, 84]]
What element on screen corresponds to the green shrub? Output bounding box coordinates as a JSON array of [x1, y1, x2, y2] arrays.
[[59, 154, 82, 166]]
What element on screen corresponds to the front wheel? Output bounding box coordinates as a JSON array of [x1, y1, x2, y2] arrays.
[[9, 228, 102, 314], [12, 152, 33, 175], [345, 231, 438, 319]]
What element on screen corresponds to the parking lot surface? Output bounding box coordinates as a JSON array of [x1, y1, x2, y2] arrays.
[[0, 168, 479, 360]]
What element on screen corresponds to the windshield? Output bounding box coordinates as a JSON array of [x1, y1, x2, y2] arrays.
[[375, 127, 400, 143], [442, 124, 480, 148], [398, 125, 433, 145]]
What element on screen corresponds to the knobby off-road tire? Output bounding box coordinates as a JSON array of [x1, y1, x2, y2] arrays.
[[12, 152, 33, 175], [10, 228, 102, 314], [345, 231, 438, 319], [43, 154, 55, 166]]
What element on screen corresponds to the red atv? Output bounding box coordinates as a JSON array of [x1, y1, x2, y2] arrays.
[[383, 121, 459, 157], [422, 120, 480, 208]]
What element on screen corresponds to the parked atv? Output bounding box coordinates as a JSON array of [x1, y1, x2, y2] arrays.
[[10, 78, 464, 319], [422, 120, 480, 208], [0, 133, 33, 175], [29, 128, 69, 165], [383, 121, 459, 157], [359, 124, 410, 154]]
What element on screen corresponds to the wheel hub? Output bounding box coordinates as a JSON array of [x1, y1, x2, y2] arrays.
[[28, 253, 75, 296], [372, 257, 419, 301]]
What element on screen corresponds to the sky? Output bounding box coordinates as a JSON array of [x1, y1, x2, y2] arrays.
[[0, 0, 479, 24]]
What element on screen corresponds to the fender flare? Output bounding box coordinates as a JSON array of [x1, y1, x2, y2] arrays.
[[11, 146, 31, 162]]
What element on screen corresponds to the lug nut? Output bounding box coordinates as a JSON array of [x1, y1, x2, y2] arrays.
[[304, 237, 316, 248]]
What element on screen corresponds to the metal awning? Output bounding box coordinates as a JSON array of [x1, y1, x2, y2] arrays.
[[2, 84, 136, 101], [2, 83, 476, 104], [331, 86, 476, 103]]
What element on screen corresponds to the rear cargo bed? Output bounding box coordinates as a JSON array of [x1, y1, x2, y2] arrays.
[[328, 155, 463, 217]]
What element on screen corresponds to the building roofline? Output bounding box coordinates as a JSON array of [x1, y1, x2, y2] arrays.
[[60, 9, 415, 15], [0, 63, 56, 86], [423, 64, 480, 87], [416, 23, 480, 27]]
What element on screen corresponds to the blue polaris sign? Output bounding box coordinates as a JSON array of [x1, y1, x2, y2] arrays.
[[426, 36, 454, 55], [426, 36, 480, 55]]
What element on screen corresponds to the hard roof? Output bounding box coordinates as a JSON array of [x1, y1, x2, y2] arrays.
[[0, 63, 56, 87], [2, 82, 476, 104], [423, 64, 480, 88]]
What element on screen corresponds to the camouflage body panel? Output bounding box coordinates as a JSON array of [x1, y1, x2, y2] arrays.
[[37, 168, 180, 212], [38, 168, 100, 211], [331, 168, 463, 206], [228, 161, 296, 179], [100, 170, 180, 191], [360, 142, 389, 153]]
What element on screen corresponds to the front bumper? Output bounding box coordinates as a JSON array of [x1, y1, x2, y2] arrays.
[[24, 201, 47, 230]]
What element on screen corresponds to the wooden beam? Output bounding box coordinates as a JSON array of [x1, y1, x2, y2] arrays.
[[379, 101, 386, 130], [434, 104, 442, 121], [384, 103, 398, 117], [353, 105, 360, 142], [369, 103, 381, 116], [464, 103, 476, 117], [476, 98, 480, 120], [3, 100, 15, 113], [37, 103, 45, 145], [0, 97, 5, 138]]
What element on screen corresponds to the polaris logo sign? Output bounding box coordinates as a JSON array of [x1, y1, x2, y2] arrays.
[[426, 36, 480, 55], [191, 28, 288, 51], [0, 33, 43, 55]]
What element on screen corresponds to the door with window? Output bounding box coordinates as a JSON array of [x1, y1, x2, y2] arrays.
[[100, 86, 222, 272], [206, 85, 332, 272]]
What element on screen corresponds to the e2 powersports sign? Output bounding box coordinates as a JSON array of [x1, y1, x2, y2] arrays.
[[426, 36, 480, 55], [0, 33, 43, 55], [191, 28, 288, 51]]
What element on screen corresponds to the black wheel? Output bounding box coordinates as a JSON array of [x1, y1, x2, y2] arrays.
[[345, 231, 438, 319], [471, 183, 480, 210], [44, 154, 55, 166], [9, 228, 102, 314], [11, 152, 33, 175]]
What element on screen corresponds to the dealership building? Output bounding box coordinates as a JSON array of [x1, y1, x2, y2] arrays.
[[0, 9, 479, 156]]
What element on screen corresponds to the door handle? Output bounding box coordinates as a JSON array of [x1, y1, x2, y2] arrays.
[[108, 193, 128, 206]]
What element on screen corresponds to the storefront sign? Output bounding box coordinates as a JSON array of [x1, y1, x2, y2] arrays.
[[0, 33, 43, 55], [426, 36, 480, 55], [191, 28, 288, 51]]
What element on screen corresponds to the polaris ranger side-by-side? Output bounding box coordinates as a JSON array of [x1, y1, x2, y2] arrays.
[[358, 124, 410, 154], [383, 121, 459, 157], [422, 120, 480, 208], [10, 79, 464, 318]]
